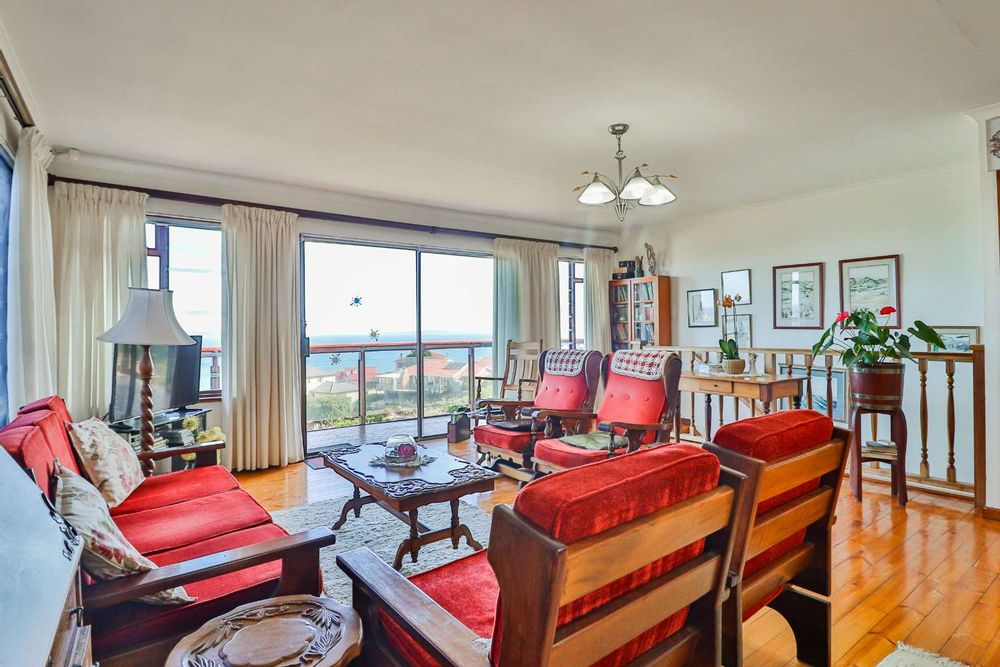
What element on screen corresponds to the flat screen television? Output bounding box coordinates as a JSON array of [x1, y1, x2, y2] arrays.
[[108, 336, 203, 423]]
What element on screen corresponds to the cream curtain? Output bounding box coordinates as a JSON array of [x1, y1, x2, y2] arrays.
[[6, 127, 57, 419], [221, 204, 302, 471], [51, 182, 147, 418], [584, 247, 614, 354], [492, 238, 560, 371]]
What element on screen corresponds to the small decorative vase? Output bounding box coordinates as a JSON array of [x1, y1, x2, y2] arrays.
[[722, 358, 746, 374]]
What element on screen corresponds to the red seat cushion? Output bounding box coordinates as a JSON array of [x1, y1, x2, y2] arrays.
[[8, 409, 81, 475], [89, 522, 288, 658], [473, 424, 533, 453], [510, 444, 721, 666], [713, 410, 834, 618], [111, 465, 241, 516], [18, 395, 73, 425], [0, 426, 55, 496], [532, 436, 628, 469], [114, 489, 272, 555], [382, 551, 499, 666]]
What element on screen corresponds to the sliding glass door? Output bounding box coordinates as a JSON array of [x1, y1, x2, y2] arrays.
[[301, 238, 492, 451]]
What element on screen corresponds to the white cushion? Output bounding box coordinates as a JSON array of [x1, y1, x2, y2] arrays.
[[54, 461, 194, 605], [68, 418, 145, 507]]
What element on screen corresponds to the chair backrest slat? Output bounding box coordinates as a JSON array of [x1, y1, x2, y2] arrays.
[[562, 486, 734, 605], [741, 543, 814, 610], [746, 486, 834, 559], [756, 439, 844, 500], [550, 553, 722, 667]]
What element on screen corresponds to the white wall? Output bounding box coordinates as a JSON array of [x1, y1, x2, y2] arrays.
[[619, 162, 984, 485]]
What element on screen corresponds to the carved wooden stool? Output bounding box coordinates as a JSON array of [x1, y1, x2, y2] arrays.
[[166, 595, 362, 667]]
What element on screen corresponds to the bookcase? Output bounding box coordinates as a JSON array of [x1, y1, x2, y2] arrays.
[[610, 275, 672, 350]]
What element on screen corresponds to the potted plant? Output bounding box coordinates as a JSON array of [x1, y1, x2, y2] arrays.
[[719, 294, 746, 374], [811, 307, 945, 410]]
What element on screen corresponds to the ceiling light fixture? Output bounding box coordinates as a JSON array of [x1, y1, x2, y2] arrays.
[[573, 123, 676, 222]]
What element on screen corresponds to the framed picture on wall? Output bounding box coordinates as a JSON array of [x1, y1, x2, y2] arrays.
[[721, 268, 752, 305], [772, 262, 824, 329], [687, 288, 718, 327], [723, 313, 752, 349], [839, 254, 900, 328], [926, 326, 980, 352]]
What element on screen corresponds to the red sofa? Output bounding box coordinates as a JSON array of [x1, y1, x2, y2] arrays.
[[0, 396, 334, 665]]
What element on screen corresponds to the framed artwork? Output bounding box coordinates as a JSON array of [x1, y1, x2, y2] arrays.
[[778, 364, 849, 422], [721, 268, 752, 304], [926, 326, 980, 352], [723, 313, 752, 349], [839, 254, 900, 328], [772, 262, 824, 329], [687, 288, 718, 327]]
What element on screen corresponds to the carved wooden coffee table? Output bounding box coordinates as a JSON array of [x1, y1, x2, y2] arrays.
[[322, 444, 499, 569], [165, 595, 361, 667]]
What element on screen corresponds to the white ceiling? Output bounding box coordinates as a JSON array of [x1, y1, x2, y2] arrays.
[[0, 0, 997, 230]]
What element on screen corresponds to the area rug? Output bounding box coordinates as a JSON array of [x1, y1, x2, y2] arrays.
[[876, 643, 968, 667], [271, 495, 493, 603]]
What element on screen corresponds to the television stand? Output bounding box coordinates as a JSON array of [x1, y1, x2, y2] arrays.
[[109, 407, 213, 472]]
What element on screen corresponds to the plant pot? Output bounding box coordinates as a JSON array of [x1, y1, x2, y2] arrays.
[[848, 363, 905, 411], [721, 358, 746, 374]]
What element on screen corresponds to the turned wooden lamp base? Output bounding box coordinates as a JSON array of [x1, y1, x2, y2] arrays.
[[138, 344, 157, 476]]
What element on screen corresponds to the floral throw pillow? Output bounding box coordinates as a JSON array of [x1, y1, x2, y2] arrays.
[[68, 418, 145, 507], [54, 461, 195, 606]]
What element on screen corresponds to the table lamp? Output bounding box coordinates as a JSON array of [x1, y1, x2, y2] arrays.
[[99, 288, 195, 471]]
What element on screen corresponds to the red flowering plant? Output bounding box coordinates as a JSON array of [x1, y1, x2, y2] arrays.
[[811, 307, 945, 367]]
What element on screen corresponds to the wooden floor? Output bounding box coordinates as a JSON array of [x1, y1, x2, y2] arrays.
[[237, 437, 1000, 667]]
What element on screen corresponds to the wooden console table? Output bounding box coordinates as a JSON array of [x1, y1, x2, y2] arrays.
[[680, 372, 805, 441]]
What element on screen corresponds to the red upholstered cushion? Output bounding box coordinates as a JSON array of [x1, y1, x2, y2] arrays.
[[89, 522, 288, 658], [382, 551, 499, 666], [9, 409, 81, 475], [534, 371, 591, 411], [511, 444, 721, 666], [111, 466, 241, 516], [473, 424, 533, 453], [18, 395, 73, 425], [114, 489, 272, 555], [713, 410, 834, 619], [532, 436, 627, 469], [0, 426, 55, 496], [596, 372, 666, 431]]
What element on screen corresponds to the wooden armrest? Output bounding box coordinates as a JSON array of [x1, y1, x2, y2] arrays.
[[84, 527, 336, 610], [137, 440, 225, 462], [608, 421, 672, 433], [337, 548, 488, 667], [530, 409, 597, 422]]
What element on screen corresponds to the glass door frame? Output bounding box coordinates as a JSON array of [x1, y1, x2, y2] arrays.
[[298, 234, 492, 454]]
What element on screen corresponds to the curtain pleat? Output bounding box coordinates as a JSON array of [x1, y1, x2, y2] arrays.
[[584, 247, 614, 354], [6, 127, 57, 419], [221, 204, 302, 471], [51, 182, 147, 418], [492, 238, 560, 371]]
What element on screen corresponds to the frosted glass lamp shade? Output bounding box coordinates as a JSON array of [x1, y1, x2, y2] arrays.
[[639, 178, 677, 206], [619, 168, 656, 200], [577, 175, 616, 205], [99, 288, 195, 346]]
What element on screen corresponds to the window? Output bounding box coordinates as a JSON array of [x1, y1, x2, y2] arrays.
[[0, 155, 11, 424], [146, 220, 223, 398], [559, 259, 585, 349]]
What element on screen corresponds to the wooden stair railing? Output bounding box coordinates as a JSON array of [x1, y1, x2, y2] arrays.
[[648, 344, 986, 507]]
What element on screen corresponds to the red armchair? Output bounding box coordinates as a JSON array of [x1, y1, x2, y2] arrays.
[[531, 349, 682, 474], [337, 444, 749, 666], [705, 410, 850, 667], [474, 347, 603, 480], [0, 396, 335, 666]]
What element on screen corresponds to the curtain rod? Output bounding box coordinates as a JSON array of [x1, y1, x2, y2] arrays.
[[48, 175, 619, 253]]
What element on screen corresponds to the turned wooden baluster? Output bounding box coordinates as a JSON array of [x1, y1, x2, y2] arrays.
[[784, 353, 794, 410], [919, 359, 929, 479], [733, 396, 739, 421], [805, 353, 814, 409], [824, 355, 834, 419], [946, 359, 957, 483], [689, 353, 697, 437], [717, 352, 724, 428]]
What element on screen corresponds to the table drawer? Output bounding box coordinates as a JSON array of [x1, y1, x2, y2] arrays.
[[696, 379, 733, 394]]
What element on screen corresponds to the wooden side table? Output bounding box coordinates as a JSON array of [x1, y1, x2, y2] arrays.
[[166, 595, 362, 667], [849, 406, 908, 507]]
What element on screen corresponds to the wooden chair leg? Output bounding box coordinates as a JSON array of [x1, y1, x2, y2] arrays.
[[891, 409, 908, 507], [769, 587, 832, 667], [720, 590, 744, 667]]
